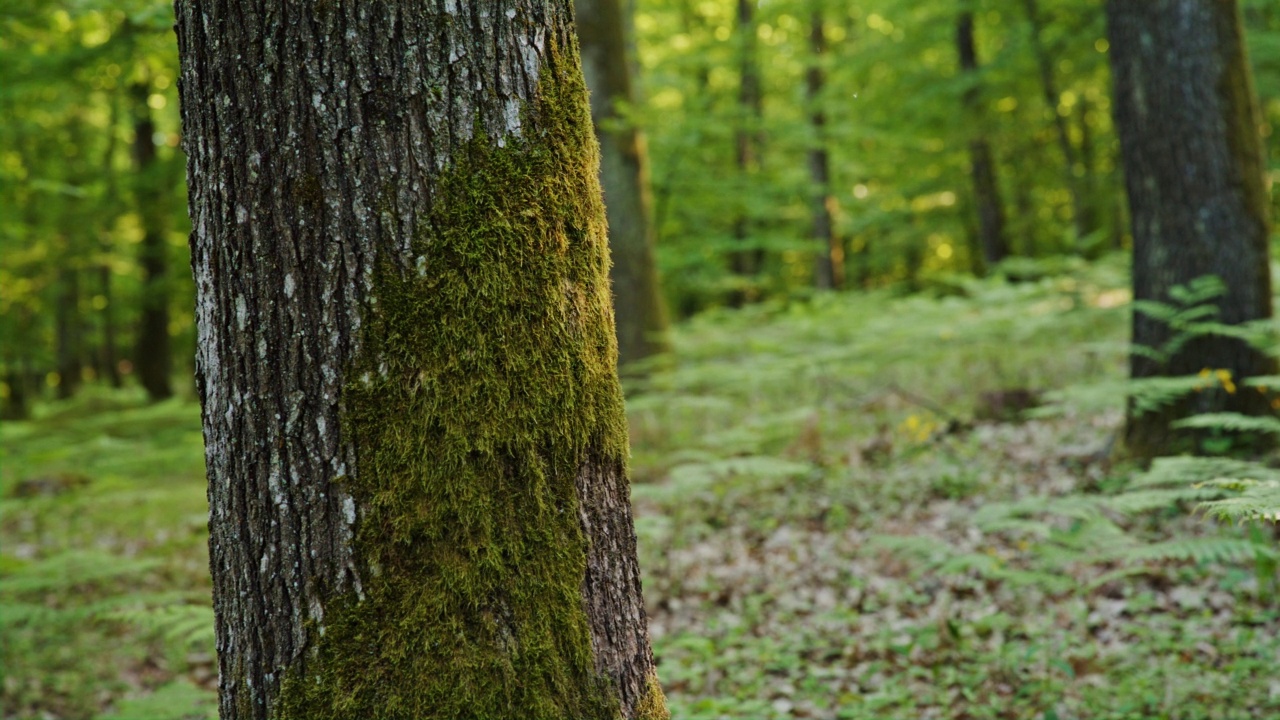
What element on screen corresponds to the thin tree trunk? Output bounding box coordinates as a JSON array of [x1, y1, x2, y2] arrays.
[[957, 8, 1009, 268], [99, 96, 123, 389], [809, 5, 841, 290], [576, 0, 670, 366], [1108, 0, 1275, 456], [55, 268, 82, 399], [730, 0, 763, 303], [132, 82, 173, 400], [98, 266, 122, 388], [1021, 0, 1090, 244], [1076, 94, 1100, 248], [3, 311, 33, 420], [176, 2, 666, 718]]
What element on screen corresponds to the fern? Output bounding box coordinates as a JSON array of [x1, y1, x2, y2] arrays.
[[1111, 537, 1277, 564], [1172, 412, 1280, 435], [1198, 485, 1280, 524], [1127, 375, 1212, 414], [0, 550, 159, 594], [1129, 456, 1279, 488], [107, 603, 216, 651]]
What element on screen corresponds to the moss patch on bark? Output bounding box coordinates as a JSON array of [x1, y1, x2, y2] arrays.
[[275, 42, 632, 720]]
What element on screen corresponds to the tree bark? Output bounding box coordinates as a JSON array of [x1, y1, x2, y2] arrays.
[[809, 6, 842, 290], [957, 8, 1009, 268], [1108, 0, 1276, 456], [575, 0, 670, 367], [132, 82, 173, 401], [175, 2, 666, 719]]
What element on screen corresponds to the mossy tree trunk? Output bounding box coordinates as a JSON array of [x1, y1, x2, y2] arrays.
[[176, 2, 666, 719], [575, 0, 670, 367], [808, 4, 842, 291], [1107, 0, 1276, 456], [132, 81, 173, 401], [957, 7, 1009, 269]]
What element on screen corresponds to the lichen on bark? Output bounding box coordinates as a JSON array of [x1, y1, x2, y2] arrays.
[[274, 43, 645, 720]]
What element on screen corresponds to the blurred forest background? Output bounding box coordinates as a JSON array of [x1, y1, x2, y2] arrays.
[[3, 1, 1280, 719], [5, 0, 1277, 403]]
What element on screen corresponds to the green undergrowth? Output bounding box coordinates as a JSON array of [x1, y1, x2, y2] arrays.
[[275, 41, 630, 720], [6, 257, 1280, 719], [1, 389, 215, 720]]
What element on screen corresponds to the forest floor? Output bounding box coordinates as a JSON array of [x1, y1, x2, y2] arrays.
[[4, 257, 1278, 720]]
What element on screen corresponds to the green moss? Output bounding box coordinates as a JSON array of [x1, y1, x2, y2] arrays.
[[275, 41, 631, 720], [634, 673, 670, 720]]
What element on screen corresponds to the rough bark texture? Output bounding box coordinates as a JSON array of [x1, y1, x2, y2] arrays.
[[1107, 0, 1276, 456], [808, 7, 841, 290], [957, 9, 1009, 268], [132, 82, 173, 401], [175, 2, 665, 718], [575, 0, 670, 366]]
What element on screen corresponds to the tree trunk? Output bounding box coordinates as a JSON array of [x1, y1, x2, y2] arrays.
[[809, 6, 842, 290], [957, 8, 1009, 268], [730, 0, 763, 304], [1021, 0, 1091, 245], [1108, 0, 1275, 456], [132, 82, 173, 401], [98, 265, 123, 388], [175, 2, 666, 719], [55, 267, 82, 400], [100, 96, 123, 389], [575, 0, 670, 367]]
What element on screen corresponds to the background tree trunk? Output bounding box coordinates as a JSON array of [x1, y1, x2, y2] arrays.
[[97, 265, 122, 388], [957, 8, 1009, 268], [1108, 0, 1275, 456], [730, 0, 763, 304], [132, 81, 173, 401], [575, 0, 671, 367], [54, 267, 82, 399], [176, 2, 665, 718], [1021, 0, 1091, 245], [809, 5, 841, 290]]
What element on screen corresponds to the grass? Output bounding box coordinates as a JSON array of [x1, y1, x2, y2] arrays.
[[4, 256, 1278, 719]]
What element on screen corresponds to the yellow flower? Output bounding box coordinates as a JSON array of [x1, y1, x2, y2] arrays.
[[1215, 369, 1236, 394]]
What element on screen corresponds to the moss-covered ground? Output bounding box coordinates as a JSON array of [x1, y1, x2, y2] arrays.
[[5, 257, 1280, 719]]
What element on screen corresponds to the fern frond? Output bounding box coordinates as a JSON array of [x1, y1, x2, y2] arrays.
[[1126, 375, 1206, 413], [107, 603, 216, 650], [1104, 487, 1222, 514], [1109, 537, 1276, 564], [1171, 412, 1280, 435], [1130, 456, 1277, 488], [0, 551, 159, 594], [1199, 489, 1280, 524]]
